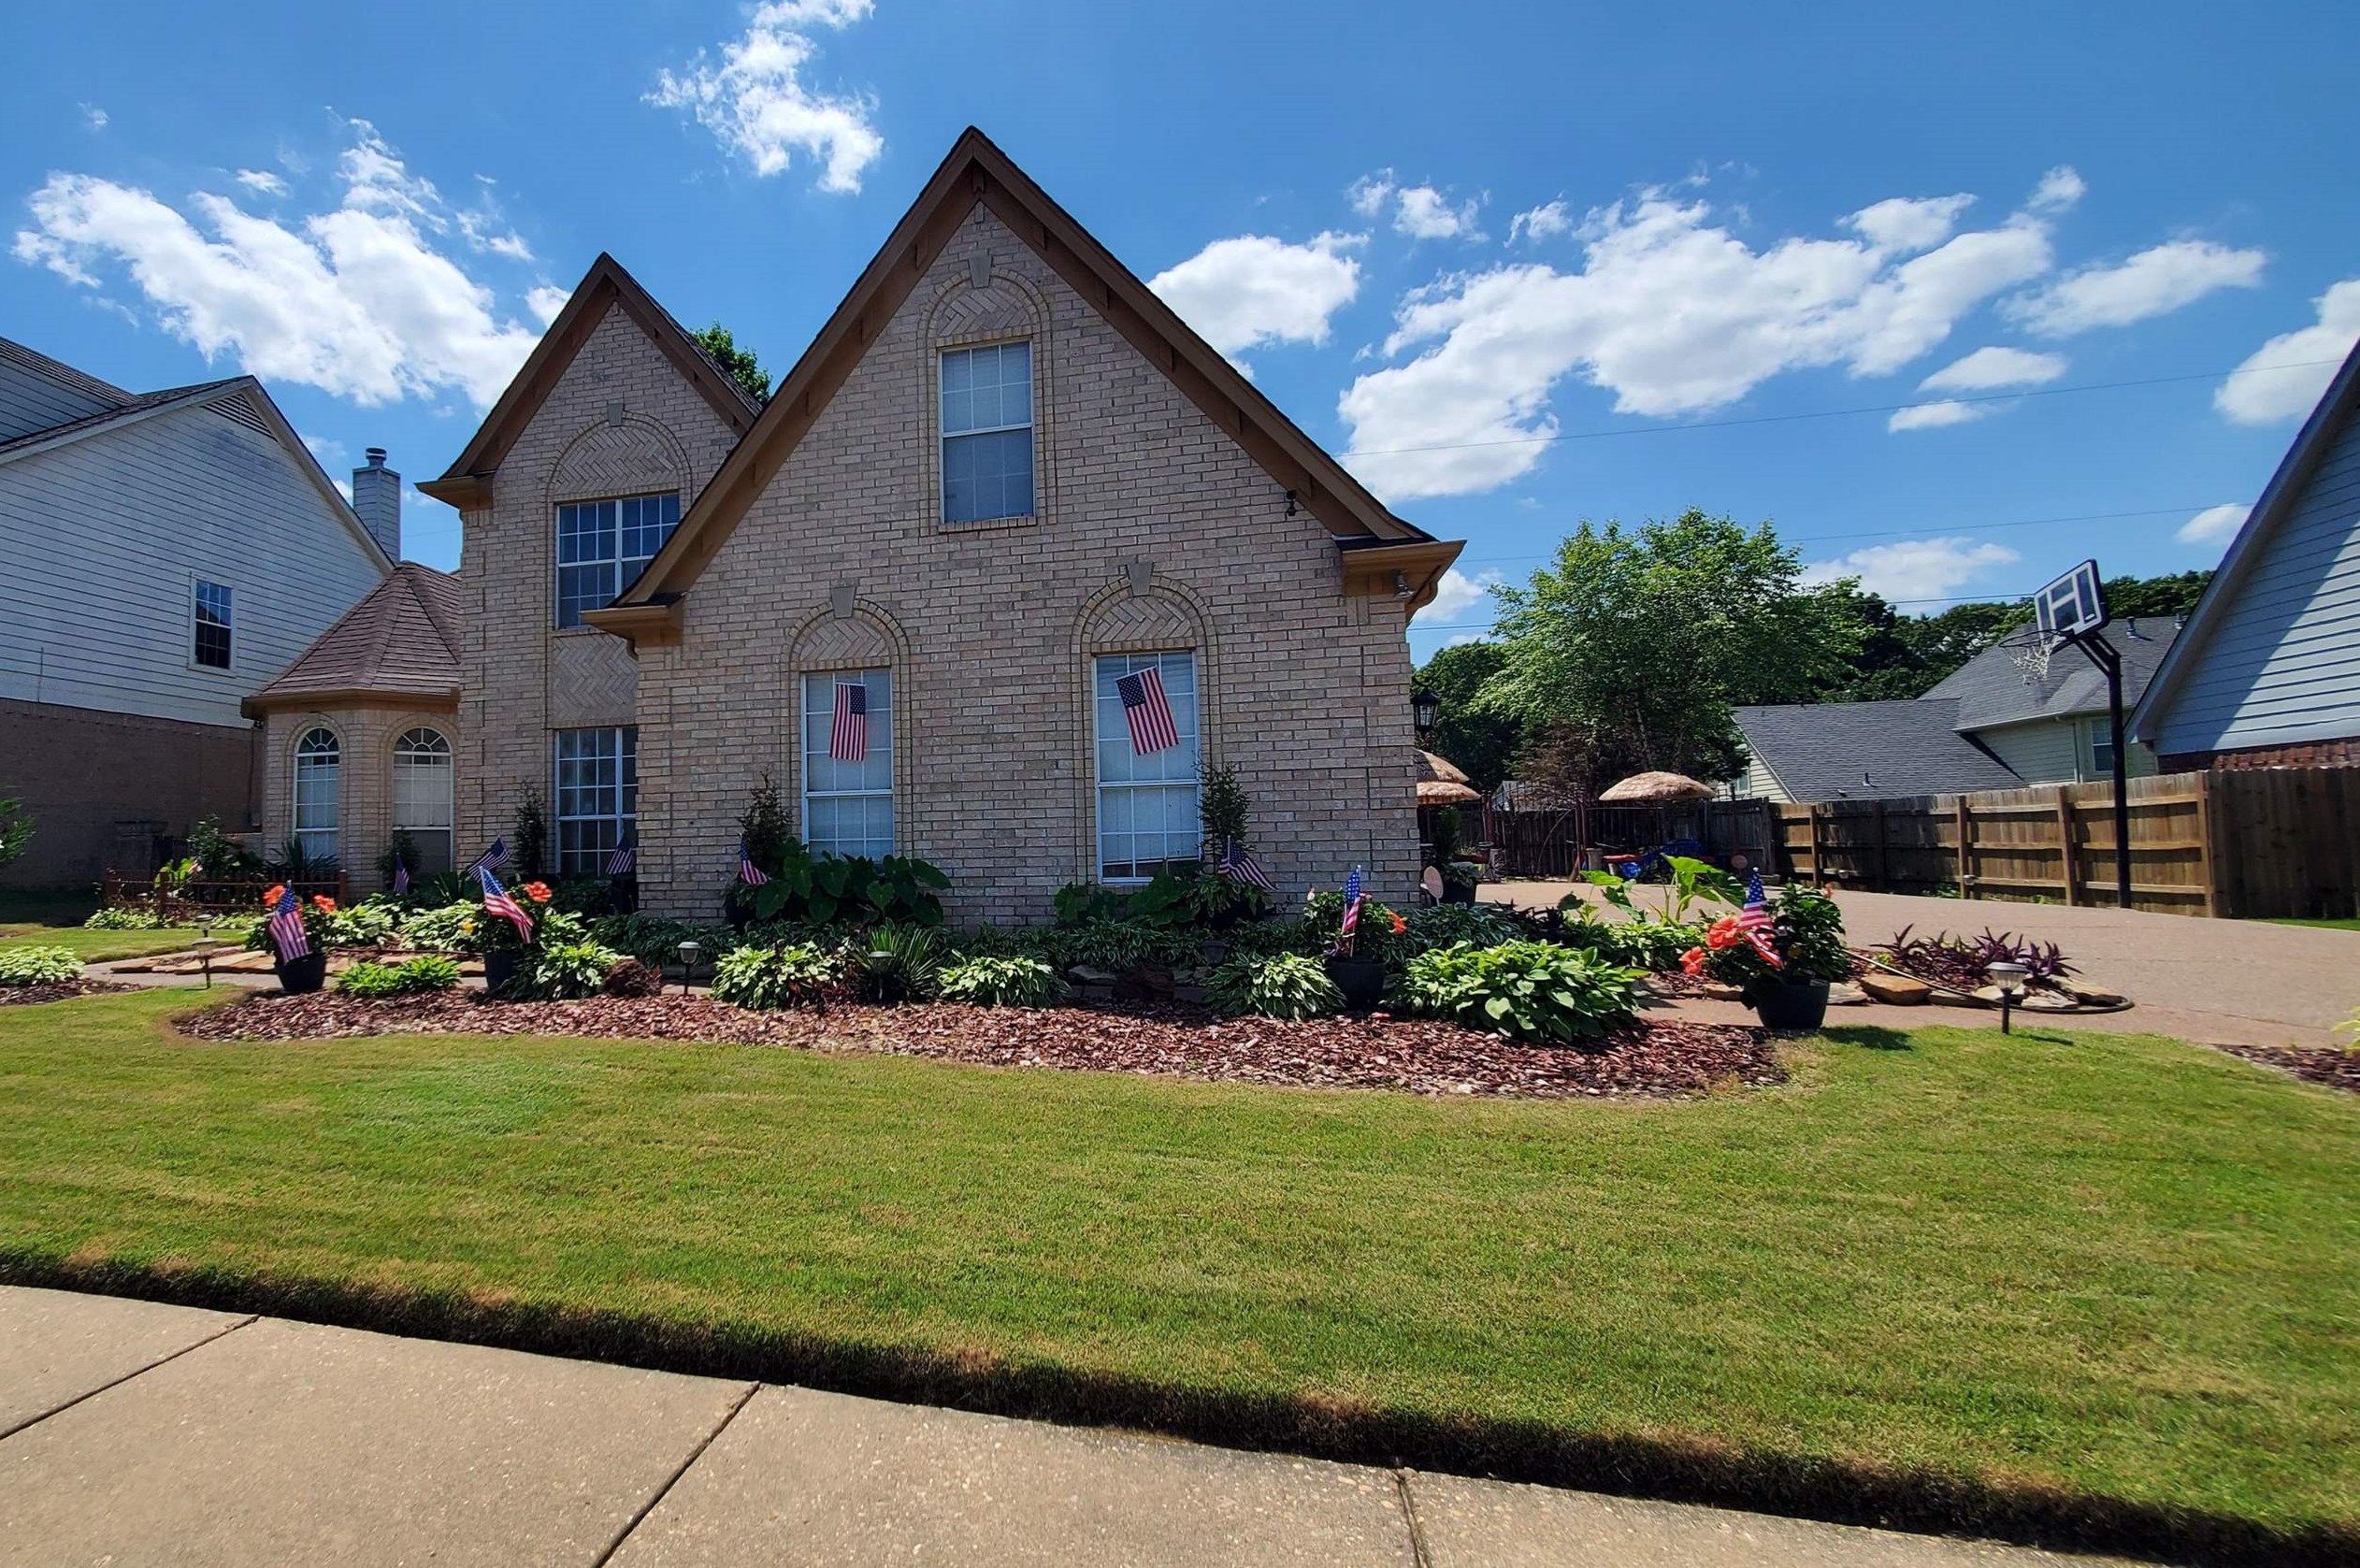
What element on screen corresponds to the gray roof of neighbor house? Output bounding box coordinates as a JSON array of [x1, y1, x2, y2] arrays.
[[1925, 619, 2182, 730], [0, 335, 135, 407], [1734, 698, 2023, 801], [244, 564, 463, 712]]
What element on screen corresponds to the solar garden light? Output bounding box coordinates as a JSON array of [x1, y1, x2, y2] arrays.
[[1985, 960, 2030, 1034], [676, 939, 701, 996], [191, 915, 223, 990]]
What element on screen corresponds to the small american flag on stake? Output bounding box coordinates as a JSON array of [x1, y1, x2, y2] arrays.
[[1215, 839, 1274, 894], [1339, 865, 1363, 940], [738, 838, 770, 886], [468, 837, 510, 875], [606, 834, 636, 876], [391, 856, 410, 897], [478, 866, 534, 942], [266, 885, 310, 961], [1739, 870, 1783, 969], [829, 680, 869, 762], [1115, 667, 1180, 755]]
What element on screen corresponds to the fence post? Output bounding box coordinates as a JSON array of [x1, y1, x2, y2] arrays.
[[1953, 797, 1973, 899], [1871, 801, 1890, 893], [2054, 791, 2079, 906], [1806, 803, 1821, 886], [2192, 770, 2223, 918]]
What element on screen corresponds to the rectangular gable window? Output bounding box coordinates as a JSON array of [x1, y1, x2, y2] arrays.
[[193, 581, 233, 669], [555, 493, 681, 627], [554, 726, 638, 874], [802, 670, 894, 859], [941, 342, 1033, 524], [1094, 652, 1200, 883]]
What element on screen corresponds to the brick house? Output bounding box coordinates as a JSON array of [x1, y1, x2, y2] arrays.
[[369, 128, 1460, 919]]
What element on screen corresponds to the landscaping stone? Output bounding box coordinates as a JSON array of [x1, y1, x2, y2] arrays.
[[1826, 982, 1867, 1006], [2021, 992, 2079, 1012], [2059, 977, 2127, 1007], [1065, 965, 1117, 985], [1859, 972, 1934, 1005]]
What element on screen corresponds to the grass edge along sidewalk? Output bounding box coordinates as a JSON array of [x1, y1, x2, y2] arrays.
[[1, 989, 2354, 1566]]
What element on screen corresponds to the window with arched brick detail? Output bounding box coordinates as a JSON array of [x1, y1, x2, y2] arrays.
[[391, 727, 454, 873], [293, 728, 341, 869]]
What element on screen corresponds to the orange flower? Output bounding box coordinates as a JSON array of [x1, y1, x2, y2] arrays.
[[1389, 912, 1407, 935], [310, 895, 338, 913], [263, 884, 286, 907], [521, 882, 553, 903], [1679, 946, 1707, 976], [1705, 914, 1743, 950]]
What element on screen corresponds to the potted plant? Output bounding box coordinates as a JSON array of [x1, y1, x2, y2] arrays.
[[1680, 882, 1850, 1030], [1317, 872, 1403, 1013], [473, 876, 555, 995], [257, 884, 333, 994], [1425, 808, 1481, 904]]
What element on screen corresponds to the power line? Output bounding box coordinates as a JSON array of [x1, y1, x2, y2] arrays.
[[1408, 587, 2049, 635], [1345, 356, 2342, 459]]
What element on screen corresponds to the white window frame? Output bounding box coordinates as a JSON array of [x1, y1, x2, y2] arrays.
[[192, 578, 234, 671], [292, 726, 340, 866], [800, 669, 894, 860], [1092, 651, 1201, 885], [939, 340, 1035, 525], [2088, 717, 2120, 779], [554, 726, 639, 875], [390, 726, 455, 873], [554, 493, 680, 629]]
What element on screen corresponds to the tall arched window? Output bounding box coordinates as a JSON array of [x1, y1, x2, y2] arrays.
[[293, 728, 341, 868], [391, 727, 454, 873]]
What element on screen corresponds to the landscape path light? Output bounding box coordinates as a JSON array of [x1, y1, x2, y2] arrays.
[[677, 939, 701, 997], [1986, 960, 2029, 1035]]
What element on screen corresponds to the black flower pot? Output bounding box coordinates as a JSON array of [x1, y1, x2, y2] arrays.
[[1748, 978, 1830, 1031], [482, 950, 523, 997], [1324, 956, 1389, 1014], [1441, 880, 1476, 905], [274, 951, 327, 995]]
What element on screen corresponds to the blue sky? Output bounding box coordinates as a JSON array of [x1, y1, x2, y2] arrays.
[[6, 0, 2356, 660]]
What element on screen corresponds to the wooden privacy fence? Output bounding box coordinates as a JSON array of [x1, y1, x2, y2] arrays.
[[101, 872, 348, 914], [1489, 798, 1776, 879], [1769, 767, 2360, 919]]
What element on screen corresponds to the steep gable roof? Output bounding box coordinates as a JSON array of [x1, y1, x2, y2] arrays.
[[1929, 620, 2180, 731], [1734, 698, 2023, 801], [603, 127, 1455, 630], [418, 252, 763, 510], [245, 564, 464, 712], [2132, 335, 2360, 746], [0, 334, 136, 418]]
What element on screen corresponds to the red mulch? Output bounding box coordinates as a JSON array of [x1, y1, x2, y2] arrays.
[[173, 991, 1781, 1100], [0, 981, 138, 1007], [2214, 1042, 2360, 1097]]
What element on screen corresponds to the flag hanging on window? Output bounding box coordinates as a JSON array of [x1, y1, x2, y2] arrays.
[[1115, 667, 1180, 755], [391, 857, 410, 897], [738, 837, 771, 886], [830, 680, 869, 762], [607, 833, 636, 877], [266, 884, 311, 962], [478, 866, 534, 942], [1739, 870, 1783, 968], [1215, 839, 1274, 893], [468, 837, 510, 875]]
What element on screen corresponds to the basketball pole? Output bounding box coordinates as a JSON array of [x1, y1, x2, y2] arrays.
[[2067, 630, 2133, 909]]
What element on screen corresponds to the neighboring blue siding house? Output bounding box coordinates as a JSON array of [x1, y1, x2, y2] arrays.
[[2135, 339, 2360, 770]]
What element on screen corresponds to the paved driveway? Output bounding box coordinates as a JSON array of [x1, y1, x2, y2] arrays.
[[1486, 882, 2360, 1046]]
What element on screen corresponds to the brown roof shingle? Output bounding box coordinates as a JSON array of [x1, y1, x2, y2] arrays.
[[246, 564, 463, 712]]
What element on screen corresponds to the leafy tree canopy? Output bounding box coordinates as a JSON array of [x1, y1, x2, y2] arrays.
[[1413, 641, 1522, 795], [692, 323, 770, 404]]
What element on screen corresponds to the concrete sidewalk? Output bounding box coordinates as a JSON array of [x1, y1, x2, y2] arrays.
[[0, 1285, 2126, 1567]]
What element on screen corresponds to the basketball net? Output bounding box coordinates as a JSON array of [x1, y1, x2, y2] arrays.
[[2009, 633, 2053, 684]]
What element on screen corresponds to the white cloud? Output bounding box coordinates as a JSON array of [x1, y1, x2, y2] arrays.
[[2007, 238, 2265, 335], [80, 105, 108, 132], [13, 121, 546, 407], [1802, 538, 2021, 602], [525, 284, 571, 326], [234, 168, 289, 197], [2177, 503, 2251, 545], [2027, 165, 2086, 214], [1412, 567, 1504, 625], [1844, 194, 1973, 254], [1346, 170, 1395, 218], [1394, 185, 1481, 240], [1887, 399, 1996, 432], [2213, 278, 2360, 424], [1338, 186, 2055, 499], [649, 0, 883, 193], [301, 433, 348, 467], [1917, 345, 2068, 392], [1508, 200, 1573, 244], [1148, 232, 1361, 363]]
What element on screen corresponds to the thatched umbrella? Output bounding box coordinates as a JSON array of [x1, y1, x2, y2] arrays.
[[1414, 749, 1481, 807], [1596, 770, 1714, 804]]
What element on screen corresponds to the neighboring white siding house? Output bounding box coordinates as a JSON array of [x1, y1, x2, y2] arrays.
[[2136, 340, 2360, 768]]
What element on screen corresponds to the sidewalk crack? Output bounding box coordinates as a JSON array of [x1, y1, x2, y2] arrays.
[[0, 1312, 259, 1442], [1393, 1466, 1435, 1568], [589, 1380, 760, 1568]]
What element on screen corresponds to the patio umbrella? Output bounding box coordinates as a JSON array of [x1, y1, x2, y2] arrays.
[[1415, 749, 1481, 806], [1596, 770, 1714, 804]]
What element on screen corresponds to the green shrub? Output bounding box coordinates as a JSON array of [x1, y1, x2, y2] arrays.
[[854, 922, 949, 1004], [397, 955, 462, 992], [938, 955, 1069, 1008], [399, 902, 481, 953], [82, 907, 162, 930], [1394, 942, 1643, 1043], [1021, 918, 1202, 974], [335, 961, 410, 998], [727, 826, 951, 928], [504, 940, 623, 1000], [710, 942, 838, 1010], [1299, 890, 1406, 964], [0, 947, 82, 986], [316, 899, 401, 949], [590, 913, 731, 967], [1400, 902, 1521, 956], [1208, 952, 1344, 1020]]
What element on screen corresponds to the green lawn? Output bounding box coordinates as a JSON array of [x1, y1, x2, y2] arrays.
[[1, 991, 2353, 1557], [2266, 916, 2360, 932], [0, 925, 206, 962]]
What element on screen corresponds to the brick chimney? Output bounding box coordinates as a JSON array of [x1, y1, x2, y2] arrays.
[[352, 447, 401, 561]]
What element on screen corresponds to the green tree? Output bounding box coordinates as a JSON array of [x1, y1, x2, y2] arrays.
[[691, 323, 770, 404], [1811, 589, 2029, 700], [2102, 569, 2210, 621], [1413, 640, 1522, 794], [1480, 510, 1860, 794], [0, 793, 31, 872]]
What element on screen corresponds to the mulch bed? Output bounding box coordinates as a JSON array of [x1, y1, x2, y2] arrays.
[[2213, 1042, 2360, 1097], [174, 991, 1782, 1100], [0, 981, 139, 1007]]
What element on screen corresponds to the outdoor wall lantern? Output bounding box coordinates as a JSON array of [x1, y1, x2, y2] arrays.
[[1985, 960, 2029, 1034], [1412, 686, 1440, 740], [677, 940, 702, 996]]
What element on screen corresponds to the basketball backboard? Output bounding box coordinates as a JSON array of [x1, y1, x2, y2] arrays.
[[2033, 558, 2108, 647]]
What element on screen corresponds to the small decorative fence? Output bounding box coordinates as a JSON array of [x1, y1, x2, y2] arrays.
[[1487, 798, 1776, 879], [1768, 766, 2360, 919], [101, 872, 349, 919]]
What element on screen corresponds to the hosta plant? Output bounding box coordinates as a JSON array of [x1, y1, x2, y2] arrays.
[[711, 942, 839, 1010], [1207, 952, 1345, 1021], [82, 907, 163, 930], [937, 955, 1069, 1008], [396, 955, 463, 992], [335, 960, 410, 998], [507, 941, 624, 1001], [0, 947, 81, 986], [1394, 941, 1643, 1043], [398, 902, 482, 953], [336, 956, 459, 998]]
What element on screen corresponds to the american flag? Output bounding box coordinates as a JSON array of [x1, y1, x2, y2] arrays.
[[391, 856, 410, 897], [1215, 839, 1274, 893], [468, 837, 510, 875], [1739, 870, 1783, 969], [829, 680, 869, 762], [266, 884, 310, 961], [478, 866, 534, 942], [607, 834, 636, 876], [1115, 667, 1180, 755], [738, 837, 770, 886], [1339, 865, 1363, 938]]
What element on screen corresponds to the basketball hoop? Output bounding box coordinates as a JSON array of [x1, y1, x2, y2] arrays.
[[2009, 636, 2052, 684], [2016, 558, 2108, 685]]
